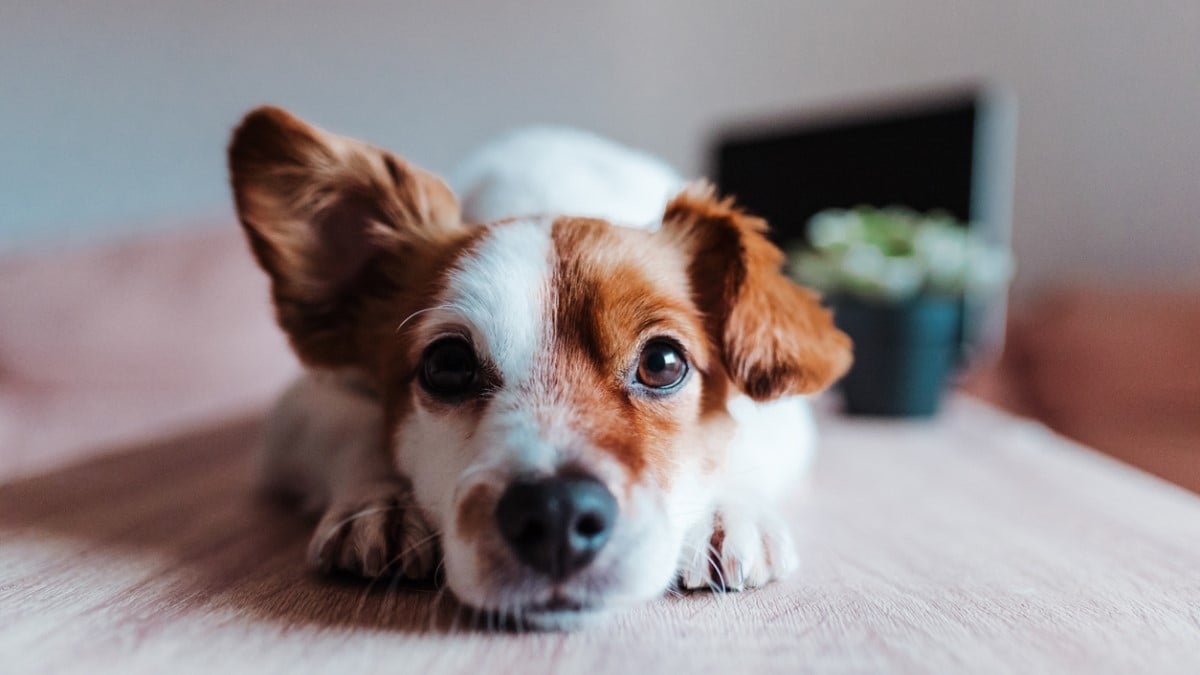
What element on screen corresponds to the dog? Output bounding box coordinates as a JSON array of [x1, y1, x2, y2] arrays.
[[227, 106, 852, 629]]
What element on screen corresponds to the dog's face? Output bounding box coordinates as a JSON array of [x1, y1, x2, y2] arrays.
[[229, 107, 850, 627]]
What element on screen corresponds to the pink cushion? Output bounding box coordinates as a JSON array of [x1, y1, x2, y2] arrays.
[[0, 226, 299, 480], [1013, 289, 1200, 492]]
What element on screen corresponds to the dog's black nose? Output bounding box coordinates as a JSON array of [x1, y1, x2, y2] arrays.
[[495, 475, 617, 580]]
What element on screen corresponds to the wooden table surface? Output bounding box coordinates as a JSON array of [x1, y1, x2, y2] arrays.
[[2, 396, 1199, 674]]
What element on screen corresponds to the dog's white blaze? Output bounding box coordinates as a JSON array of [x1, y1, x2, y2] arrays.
[[442, 216, 552, 384], [480, 403, 558, 473]]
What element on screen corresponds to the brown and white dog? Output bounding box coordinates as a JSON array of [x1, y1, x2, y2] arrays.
[[228, 107, 851, 629]]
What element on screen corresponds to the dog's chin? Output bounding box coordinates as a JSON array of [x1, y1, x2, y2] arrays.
[[515, 603, 612, 631], [451, 586, 618, 632]]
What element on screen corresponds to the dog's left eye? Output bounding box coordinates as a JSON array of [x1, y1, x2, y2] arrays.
[[636, 340, 688, 390], [420, 338, 478, 398]]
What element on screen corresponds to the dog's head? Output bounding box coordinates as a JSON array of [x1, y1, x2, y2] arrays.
[[229, 107, 850, 628]]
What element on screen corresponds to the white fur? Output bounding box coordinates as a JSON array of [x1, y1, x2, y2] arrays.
[[725, 394, 817, 501], [453, 127, 684, 229], [258, 372, 387, 513]]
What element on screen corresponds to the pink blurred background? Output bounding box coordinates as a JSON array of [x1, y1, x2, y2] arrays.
[[2, 2, 1198, 489]]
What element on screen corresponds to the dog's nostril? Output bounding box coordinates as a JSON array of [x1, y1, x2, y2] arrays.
[[573, 513, 606, 538], [495, 475, 617, 580]]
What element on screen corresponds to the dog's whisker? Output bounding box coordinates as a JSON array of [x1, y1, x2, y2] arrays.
[[395, 304, 456, 333], [382, 530, 441, 577], [705, 542, 728, 592], [310, 505, 400, 561]]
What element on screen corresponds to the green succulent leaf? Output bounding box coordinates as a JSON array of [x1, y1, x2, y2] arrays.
[[786, 206, 1014, 302]]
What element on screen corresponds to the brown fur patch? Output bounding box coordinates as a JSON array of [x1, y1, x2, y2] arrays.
[[544, 217, 711, 482], [663, 182, 853, 400], [455, 483, 498, 542]]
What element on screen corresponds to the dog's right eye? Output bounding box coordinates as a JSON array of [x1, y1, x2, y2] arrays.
[[419, 338, 478, 398]]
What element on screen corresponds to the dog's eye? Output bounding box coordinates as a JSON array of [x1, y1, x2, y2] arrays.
[[636, 340, 688, 390], [420, 338, 478, 397]]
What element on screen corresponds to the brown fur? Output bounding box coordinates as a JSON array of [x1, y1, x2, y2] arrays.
[[663, 183, 853, 401], [455, 483, 498, 542], [544, 217, 713, 483]]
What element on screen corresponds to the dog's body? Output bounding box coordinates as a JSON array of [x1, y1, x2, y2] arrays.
[[230, 109, 850, 629]]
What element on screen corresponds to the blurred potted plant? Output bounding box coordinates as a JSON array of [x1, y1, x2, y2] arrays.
[[788, 207, 1013, 416]]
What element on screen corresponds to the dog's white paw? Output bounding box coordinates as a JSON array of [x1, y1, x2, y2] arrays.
[[677, 504, 798, 592], [307, 481, 439, 580]]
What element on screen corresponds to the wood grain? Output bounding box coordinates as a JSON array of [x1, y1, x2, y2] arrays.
[[3, 397, 1200, 674]]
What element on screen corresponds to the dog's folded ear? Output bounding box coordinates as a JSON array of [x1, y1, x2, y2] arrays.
[[228, 105, 463, 367], [663, 183, 852, 401]]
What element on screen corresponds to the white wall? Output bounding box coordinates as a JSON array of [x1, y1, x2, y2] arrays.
[[3, 1, 1198, 291]]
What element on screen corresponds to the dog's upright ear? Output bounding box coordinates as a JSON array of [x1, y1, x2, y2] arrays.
[[228, 106, 463, 368], [662, 183, 852, 401]]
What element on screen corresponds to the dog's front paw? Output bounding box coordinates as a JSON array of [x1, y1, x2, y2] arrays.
[[307, 481, 439, 580], [677, 504, 798, 592]]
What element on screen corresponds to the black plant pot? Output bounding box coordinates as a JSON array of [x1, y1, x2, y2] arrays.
[[832, 295, 961, 417]]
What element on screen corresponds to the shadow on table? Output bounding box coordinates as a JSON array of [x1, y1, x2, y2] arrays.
[[0, 416, 482, 634]]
